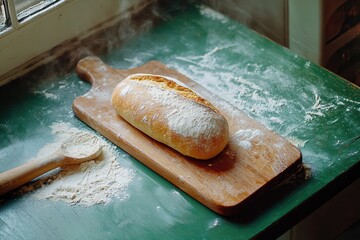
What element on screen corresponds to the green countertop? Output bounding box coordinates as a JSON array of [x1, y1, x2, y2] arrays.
[[1, 4, 359, 240]]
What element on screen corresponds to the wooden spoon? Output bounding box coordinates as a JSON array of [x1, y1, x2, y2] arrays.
[[0, 132, 102, 196]]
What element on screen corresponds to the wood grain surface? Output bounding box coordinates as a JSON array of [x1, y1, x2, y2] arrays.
[[73, 56, 302, 215]]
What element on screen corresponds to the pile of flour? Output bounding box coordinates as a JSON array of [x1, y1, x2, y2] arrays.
[[18, 122, 134, 207]]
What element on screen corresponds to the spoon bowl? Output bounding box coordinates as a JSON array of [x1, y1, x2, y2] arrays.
[[61, 132, 102, 164]]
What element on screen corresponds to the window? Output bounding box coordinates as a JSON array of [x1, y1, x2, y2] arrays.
[[15, 0, 59, 22], [0, 0, 60, 32], [0, 0, 8, 31]]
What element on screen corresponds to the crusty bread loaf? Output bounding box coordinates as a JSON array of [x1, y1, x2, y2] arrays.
[[111, 74, 229, 160]]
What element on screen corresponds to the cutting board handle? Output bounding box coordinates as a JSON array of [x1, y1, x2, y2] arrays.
[[76, 56, 118, 85]]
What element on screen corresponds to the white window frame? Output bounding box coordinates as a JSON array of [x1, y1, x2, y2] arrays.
[[0, 0, 147, 86]]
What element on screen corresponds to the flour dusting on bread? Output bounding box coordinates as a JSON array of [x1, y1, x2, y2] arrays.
[[128, 74, 218, 112], [111, 74, 229, 159]]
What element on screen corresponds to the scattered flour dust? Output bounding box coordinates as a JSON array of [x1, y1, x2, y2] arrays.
[[199, 5, 228, 23], [304, 92, 337, 122], [34, 89, 58, 100], [286, 137, 308, 148], [231, 129, 263, 150], [18, 122, 134, 207]]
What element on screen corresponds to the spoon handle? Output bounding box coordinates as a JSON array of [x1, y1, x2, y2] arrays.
[[0, 150, 64, 196]]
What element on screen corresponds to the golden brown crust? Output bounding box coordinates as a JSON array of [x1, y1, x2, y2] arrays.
[[111, 74, 229, 160], [128, 75, 218, 112]]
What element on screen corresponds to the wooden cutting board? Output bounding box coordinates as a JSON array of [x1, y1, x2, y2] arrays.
[[73, 56, 302, 215]]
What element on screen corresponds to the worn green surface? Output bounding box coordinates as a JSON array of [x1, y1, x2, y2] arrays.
[[1, 5, 359, 240]]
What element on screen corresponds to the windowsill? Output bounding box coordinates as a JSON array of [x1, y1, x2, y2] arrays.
[[0, 0, 149, 86]]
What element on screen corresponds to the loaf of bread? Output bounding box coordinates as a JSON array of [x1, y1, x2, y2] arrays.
[[111, 74, 229, 160]]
